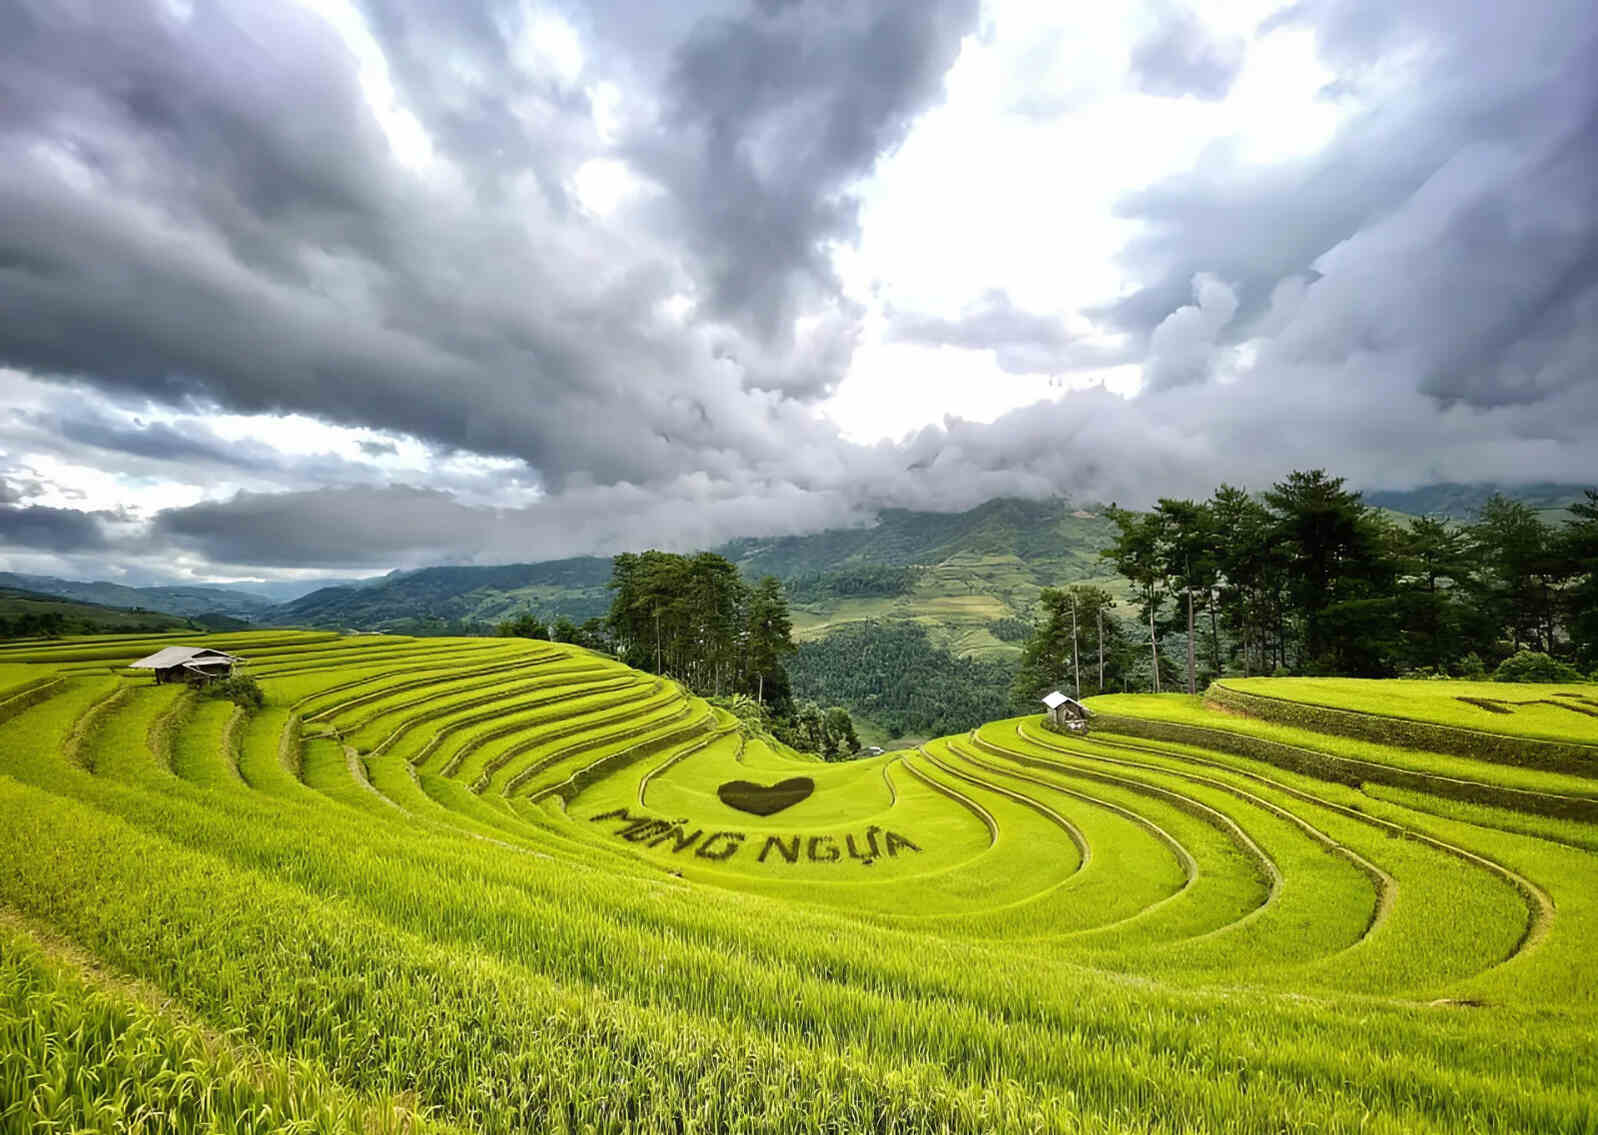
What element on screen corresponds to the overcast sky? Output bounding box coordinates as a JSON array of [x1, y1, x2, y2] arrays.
[[2, 0, 1595, 584]]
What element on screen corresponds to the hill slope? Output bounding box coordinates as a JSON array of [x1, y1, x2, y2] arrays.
[[0, 586, 196, 634], [268, 557, 617, 632], [0, 633, 1591, 1131], [720, 496, 1111, 576], [263, 498, 1119, 654], [0, 571, 277, 620], [1363, 481, 1591, 523]]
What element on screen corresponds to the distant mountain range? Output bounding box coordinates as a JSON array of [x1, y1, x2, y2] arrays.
[[0, 572, 278, 619], [1363, 481, 1592, 522], [266, 558, 618, 632], [254, 497, 1121, 648], [4, 483, 1591, 644], [719, 497, 1112, 578], [0, 585, 249, 633], [0, 572, 375, 620]]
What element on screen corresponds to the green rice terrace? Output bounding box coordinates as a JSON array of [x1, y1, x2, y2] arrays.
[[1, 630, 1595, 1133]]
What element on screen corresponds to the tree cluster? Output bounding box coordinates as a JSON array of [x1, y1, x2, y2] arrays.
[[783, 566, 919, 603], [496, 612, 549, 640], [775, 702, 860, 760], [1099, 471, 1598, 686], [790, 621, 1015, 739], [709, 693, 857, 761], [603, 552, 866, 756], [496, 611, 611, 650], [0, 611, 68, 639], [207, 674, 265, 710], [0, 609, 197, 639], [987, 616, 1033, 643], [603, 551, 804, 707], [1009, 585, 1134, 707]]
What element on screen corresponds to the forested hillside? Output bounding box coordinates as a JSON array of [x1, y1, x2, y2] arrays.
[[789, 622, 1016, 741], [0, 571, 275, 620], [1365, 481, 1590, 523], [268, 557, 616, 633], [720, 497, 1114, 578], [0, 587, 197, 637], [254, 499, 1118, 649]]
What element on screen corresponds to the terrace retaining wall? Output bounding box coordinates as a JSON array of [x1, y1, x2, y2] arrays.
[[1205, 683, 1598, 775], [1090, 712, 1598, 823]]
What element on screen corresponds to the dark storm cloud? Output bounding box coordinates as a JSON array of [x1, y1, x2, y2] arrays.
[[43, 411, 275, 471], [1129, 8, 1245, 101], [887, 290, 1131, 375], [1106, 0, 1598, 419], [152, 486, 492, 568], [0, 387, 438, 496], [1093, 123, 1444, 342], [1, 0, 1595, 581], [1226, 5, 1598, 414], [0, 505, 108, 553], [149, 480, 876, 570], [0, 3, 449, 419], [634, 0, 980, 394], [0, 0, 939, 484]]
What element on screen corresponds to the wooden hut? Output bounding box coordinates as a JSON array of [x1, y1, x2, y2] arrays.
[[129, 646, 239, 685], [1041, 690, 1091, 732]]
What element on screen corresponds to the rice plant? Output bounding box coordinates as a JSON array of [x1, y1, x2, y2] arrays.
[[0, 632, 1592, 1133]]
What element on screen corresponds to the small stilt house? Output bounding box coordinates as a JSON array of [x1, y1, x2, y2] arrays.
[[1041, 690, 1092, 732], [129, 646, 239, 685]]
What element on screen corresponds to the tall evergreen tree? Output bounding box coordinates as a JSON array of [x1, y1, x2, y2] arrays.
[[1102, 506, 1168, 691], [1392, 515, 1488, 672], [744, 575, 796, 710], [1559, 490, 1598, 669], [1151, 498, 1216, 693], [1263, 470, 1389, 671], [1011, 585, 1127, 706], [1471, 495, 1563, 655], [1207, 484, 1284, 675]]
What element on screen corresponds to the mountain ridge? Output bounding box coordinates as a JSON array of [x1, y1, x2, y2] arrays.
[[0, 572, 278, 619], [4, 482, 1590, 637], [1362, 481, 1591, 521]]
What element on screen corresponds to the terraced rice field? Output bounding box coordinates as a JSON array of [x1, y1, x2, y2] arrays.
[[1, 631, 1594, 1132]]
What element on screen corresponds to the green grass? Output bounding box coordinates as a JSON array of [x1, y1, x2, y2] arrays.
[[0, 918, 400, 1135], [1220, 677, 1598, 746], [0, 632, 1593, 1133], [1087, 692, 1598, 798]]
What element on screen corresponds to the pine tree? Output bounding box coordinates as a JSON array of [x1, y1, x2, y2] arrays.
[[745, 575, 796, 711], [1561, 491, 1598, 669], [1011, 585, 1126, 706], [1103, 506, 1167, 691]]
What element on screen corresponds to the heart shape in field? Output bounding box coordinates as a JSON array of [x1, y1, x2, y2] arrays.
[[717, 776, 815, 816]]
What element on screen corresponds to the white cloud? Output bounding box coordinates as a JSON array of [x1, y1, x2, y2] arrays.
[[2, 0, 1593, 580], [821, 0, 1352, 441], [572, 157, 655, 216], [1142, 272, 1239, 391], [292, 0, 442, 175]]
